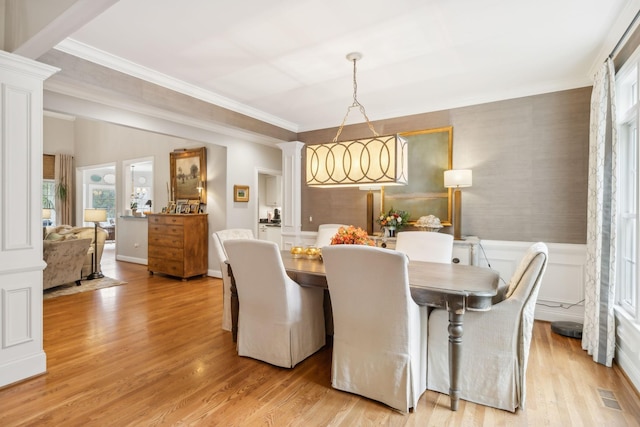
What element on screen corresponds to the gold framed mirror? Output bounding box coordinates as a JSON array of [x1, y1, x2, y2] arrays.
[[382, 126, 453, 226]]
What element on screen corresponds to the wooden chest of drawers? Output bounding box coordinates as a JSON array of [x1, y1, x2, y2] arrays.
[[147, 214, 208, 280]]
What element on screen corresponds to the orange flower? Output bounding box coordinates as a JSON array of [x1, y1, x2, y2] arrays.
[[330, 226, 374, 246]]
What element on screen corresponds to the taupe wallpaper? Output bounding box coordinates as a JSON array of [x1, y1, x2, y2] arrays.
[[298, 87, 591, 244]]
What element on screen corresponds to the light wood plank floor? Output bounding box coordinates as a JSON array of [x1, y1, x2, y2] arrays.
[[1, 243, 639, 426]]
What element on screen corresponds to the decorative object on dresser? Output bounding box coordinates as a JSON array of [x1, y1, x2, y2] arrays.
[[170, 147, 207, 201], [147, 214, 208, 280], [444, 169, 472, 240], [84, 208, 107, 280], [415, 214, 443, 231]]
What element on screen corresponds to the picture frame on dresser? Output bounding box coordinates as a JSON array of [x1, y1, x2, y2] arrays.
[[170, 147, 207, 201]]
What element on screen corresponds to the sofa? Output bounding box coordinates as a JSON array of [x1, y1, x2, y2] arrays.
[[44, 225, 108, 278], [43, 238, 92, 290]]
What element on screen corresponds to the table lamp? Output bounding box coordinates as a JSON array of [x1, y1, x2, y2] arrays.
[[84, 208, 107, 280], [444, 169, 472, 240]]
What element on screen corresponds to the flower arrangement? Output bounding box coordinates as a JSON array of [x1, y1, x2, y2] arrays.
[[330, 226, 374, 246], [376, 207, 410, 230]]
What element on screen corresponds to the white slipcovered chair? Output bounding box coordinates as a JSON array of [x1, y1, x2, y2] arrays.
[[395, 231, 454, 263], [315, 223, 348, 248], [211, 228, 255, 331], [223, 239, 326, 368], [427, 242, 549, 412], [322, 245, 428, 412]]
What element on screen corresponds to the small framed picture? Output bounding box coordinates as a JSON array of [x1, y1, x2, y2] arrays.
[[181, 204, 190, 214], [169, 203, 176, 214], [234, 185, 249, 202], [198, 203, 206, 214], [189, 203, 199, 214]]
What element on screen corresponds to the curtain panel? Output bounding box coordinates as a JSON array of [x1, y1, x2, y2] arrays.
[[54, 154, 74, 226], [582, 58, 617, 367]]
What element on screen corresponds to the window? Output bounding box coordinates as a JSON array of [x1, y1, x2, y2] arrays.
[[616, 53, 640, 319], [90, 185, 116, 219], [42, 180, 56, 226]]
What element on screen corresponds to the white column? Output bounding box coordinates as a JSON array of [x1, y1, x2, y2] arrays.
[[0, 51, 58, 387], [276, 141, 304, 249]]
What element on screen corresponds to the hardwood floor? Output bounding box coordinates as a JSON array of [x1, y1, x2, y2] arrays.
[[1, 244, 639, 426]]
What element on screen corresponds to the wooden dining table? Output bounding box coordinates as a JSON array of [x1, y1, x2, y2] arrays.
[[228, 250, 501, 411]]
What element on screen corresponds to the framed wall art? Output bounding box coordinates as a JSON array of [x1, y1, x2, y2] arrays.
[[382, 126, 453, 226], [170, 147, 207, 201], [234, 185, 249, 202]]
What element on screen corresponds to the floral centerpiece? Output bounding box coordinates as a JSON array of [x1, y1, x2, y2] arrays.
[[376, 207, 410, 236], [330, 226, 374, 246]]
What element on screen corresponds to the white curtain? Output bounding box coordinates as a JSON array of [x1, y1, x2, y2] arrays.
[[582, 58, 617, 367], [54, 154, 74, 226]]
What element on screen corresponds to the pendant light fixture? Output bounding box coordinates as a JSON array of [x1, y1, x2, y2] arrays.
[[306, 52, 408, 187]]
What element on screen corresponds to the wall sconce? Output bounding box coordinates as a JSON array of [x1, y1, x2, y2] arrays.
[[444, 169, 472, 240], [306, 52, 408, 188], [84, 208, 107, 280]]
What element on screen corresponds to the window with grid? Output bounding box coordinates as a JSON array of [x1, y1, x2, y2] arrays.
[[616, 55, 639, 320]]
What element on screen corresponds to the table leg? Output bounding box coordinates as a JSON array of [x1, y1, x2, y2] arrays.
[[228, 263, 239, 343], [447, 297, 465, 411]]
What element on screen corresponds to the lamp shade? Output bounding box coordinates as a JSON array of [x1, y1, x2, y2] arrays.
[[306, 135, 408, 187], [42, 208, 52, 219], [84, 208, 107, 223], [444, 169, 472, 188]]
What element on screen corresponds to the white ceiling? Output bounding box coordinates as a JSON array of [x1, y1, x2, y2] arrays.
[[56, 0, 638, 133]]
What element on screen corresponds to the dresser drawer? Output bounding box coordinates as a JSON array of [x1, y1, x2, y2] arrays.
[[148, 224, 184, 236], [148, 257, 184, 276], [148, 234, 184, 248], [148, 245, 183, 259], [148, 215, 185, 226]]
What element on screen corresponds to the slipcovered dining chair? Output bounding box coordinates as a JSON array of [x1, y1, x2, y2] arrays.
[[322, 245, 428, 412], [223, 239, 326, 368], [315, 224, 348, 248], [427, 242, 548, 412], [395, 231, 454, 263], [211, 228, 255, 331]]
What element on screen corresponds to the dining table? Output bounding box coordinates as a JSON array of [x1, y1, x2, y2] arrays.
[[228, 249, 501, 411]]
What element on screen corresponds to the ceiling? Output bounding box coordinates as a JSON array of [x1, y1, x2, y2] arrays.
[[55, 0, 638, 133]]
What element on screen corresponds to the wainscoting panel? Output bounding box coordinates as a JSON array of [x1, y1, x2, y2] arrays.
[[478, 240, 586, 323], [615, 309, 640, 394]]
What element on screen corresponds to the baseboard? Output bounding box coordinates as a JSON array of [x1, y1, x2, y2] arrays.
[[115, 255, 147, 265], [0, 351, 46, 388]]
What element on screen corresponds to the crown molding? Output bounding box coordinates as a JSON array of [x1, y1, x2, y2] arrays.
[[54, 38, 299, 133]]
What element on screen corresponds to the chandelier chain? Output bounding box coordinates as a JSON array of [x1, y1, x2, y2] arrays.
[[332, 56, 379, 142]]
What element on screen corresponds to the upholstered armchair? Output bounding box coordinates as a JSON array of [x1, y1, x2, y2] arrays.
[[322, 245, 428, 412], [43, 238, 92, 290], [223, 239, 326, 368], [395, 231, 454, 263], [44, 225, 108, 279], [427, 242, 549, 412], [211, 228, 255, 331]]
